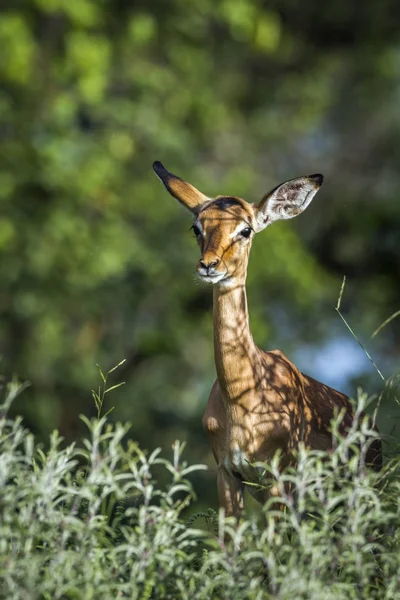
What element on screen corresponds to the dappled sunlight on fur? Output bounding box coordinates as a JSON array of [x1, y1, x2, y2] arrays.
[[154, 161, 382, 518]]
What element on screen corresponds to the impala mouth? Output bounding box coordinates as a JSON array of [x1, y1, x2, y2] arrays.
[[197, 270, 227, 284]]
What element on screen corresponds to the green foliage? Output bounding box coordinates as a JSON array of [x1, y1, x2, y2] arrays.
[[0, 382, 399, 599], [0, 0, 399, 461], [0, 381, 207, 599], [0, 3, 398, 592], [92, 359, 126, 419]]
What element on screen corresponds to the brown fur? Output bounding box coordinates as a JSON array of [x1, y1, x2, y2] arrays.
[[153, 162, 382, 517]]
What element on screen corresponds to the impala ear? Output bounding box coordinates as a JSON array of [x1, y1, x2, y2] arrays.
[[254, 174, 323, 232], [153, 161, 209, 214]]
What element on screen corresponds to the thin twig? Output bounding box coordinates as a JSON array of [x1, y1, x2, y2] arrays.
[[372, 390, 383, 430], [371, 309, 400, 339], [335, 276, 385, 381]]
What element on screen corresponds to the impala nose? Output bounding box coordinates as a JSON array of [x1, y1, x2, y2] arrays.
[[200, 258, 220, 271]]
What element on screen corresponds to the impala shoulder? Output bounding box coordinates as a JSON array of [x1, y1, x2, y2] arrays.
[[265, 348, 298, 366], [262, 349, 303, 383], [202, 380, 226, 435], [202, 414, 222, 434]]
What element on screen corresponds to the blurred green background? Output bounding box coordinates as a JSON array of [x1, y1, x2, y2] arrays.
[[0, 0, 399, 506]]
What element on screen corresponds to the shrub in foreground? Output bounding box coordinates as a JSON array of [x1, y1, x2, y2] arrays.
[[0, 382, 399, 599]]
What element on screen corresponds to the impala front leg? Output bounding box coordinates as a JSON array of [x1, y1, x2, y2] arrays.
[[217, 467, 244, 518]]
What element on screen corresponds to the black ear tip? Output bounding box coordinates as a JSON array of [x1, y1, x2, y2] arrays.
[[153, 160, 165, 174], [309, 173, 324, 186]]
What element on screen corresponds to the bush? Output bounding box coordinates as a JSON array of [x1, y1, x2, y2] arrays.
[[0, 380, 399, 600]]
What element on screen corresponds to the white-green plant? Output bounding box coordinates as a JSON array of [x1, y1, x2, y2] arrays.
[[0, 378, 399, 600]]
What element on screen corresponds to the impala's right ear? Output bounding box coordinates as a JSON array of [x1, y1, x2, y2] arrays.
[[153, 161, 209, 214]]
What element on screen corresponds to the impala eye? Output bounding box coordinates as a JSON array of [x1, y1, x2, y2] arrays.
[[191, 225, 201, 237], [240, 227, 252, 238]]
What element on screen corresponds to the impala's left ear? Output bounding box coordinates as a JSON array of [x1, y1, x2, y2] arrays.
[[254, 174, 323, 232]]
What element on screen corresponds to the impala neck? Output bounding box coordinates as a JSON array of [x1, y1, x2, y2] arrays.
[[213, 280, 259, 403]]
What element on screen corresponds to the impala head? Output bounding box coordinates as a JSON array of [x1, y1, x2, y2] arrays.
[[153, 161, 323, 286]]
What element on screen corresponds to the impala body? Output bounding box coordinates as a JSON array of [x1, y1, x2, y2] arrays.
[[153, 161, 382, 516]]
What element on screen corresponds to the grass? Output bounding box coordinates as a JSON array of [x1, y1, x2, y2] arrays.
[[0, 373, 399, 600]]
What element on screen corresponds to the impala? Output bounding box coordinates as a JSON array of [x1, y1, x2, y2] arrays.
[[153, 161, 382, 517]]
